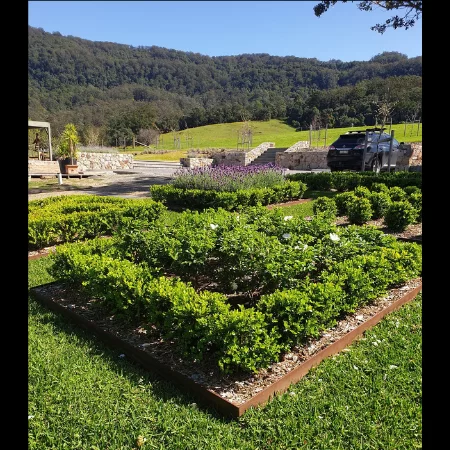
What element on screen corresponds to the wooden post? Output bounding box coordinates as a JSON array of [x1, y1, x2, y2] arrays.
[[132, 136, 135, 148], [404, 121, 407, 137], [324, 124, 328, 147], [361, 131, 369, 172], [389, 117, 392, 134], [309, 125, 312, 147], [417, 117, 421, 136], [387, 130, 394, 172], [47, 125, 53, 161]]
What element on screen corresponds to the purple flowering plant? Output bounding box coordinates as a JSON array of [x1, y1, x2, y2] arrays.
[[171, 163, 286, 192]]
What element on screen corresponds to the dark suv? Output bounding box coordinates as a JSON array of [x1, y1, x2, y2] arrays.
[[326, 128, 403, 172]]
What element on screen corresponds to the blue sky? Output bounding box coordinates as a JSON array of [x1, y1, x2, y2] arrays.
[[28, 1, 422, 62]]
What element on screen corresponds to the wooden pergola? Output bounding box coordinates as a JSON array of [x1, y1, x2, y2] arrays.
[[28, 120, 53, 160]]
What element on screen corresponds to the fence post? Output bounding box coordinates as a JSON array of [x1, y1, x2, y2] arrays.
[[361, 131, 369, 172], [387, 130, 395, 172]]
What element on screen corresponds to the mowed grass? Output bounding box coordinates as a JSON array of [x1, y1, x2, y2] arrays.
[[28, 254, 422, 450], [126, 120, 422, 160], [133, 149, 189, 161]]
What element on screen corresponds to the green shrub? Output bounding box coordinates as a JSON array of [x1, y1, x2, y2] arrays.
[[286, 172, 333, 190], [332, 172, 362, 192], [334, 191, 357, 216], [347, 197, 373, 225], [214, 306, 283, 374], [384, 201, 418, 231], [368, 191, 392, 219], [313, 196, 337, 219], [404, 186, 421, 196], [369, 182, 390, 193], [388, 186, 407, 202], [150, 181, 306, 211], [258, 281, 344, 348], [408, 192, 422, 223], [353, 186, 371, 198]]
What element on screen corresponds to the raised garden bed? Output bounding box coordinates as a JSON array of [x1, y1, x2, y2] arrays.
[[29, 279, 422, 418]]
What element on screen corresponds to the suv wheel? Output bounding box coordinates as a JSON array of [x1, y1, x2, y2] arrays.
[[371, 158, 381, 173]]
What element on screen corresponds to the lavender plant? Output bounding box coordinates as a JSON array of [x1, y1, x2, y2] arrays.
[[171, 164, 286, 192]]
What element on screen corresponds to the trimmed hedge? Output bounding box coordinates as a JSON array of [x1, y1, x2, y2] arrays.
[[28, 195, 166, 250], [286, 171, 422, 191], [149, 180, 307, 210]]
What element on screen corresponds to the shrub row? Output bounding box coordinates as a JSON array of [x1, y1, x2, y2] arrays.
[[28, 195, 166, 250], [314, 184, 422, 231], [149, 180, 307, 210], [286, 171, 422, 192]]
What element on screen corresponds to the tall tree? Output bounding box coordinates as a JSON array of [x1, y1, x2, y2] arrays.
[[313, 1, 422, 33]]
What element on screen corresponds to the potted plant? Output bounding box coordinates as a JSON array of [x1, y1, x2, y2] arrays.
[[57, 123, 79, 174]]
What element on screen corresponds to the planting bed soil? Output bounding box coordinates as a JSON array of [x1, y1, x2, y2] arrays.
[[30, 278, 422, 417]]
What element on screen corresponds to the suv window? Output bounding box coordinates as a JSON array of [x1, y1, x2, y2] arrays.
[[332, 134, 365, 147]]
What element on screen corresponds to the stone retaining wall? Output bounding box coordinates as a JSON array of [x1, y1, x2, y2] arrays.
[[396, 143, 422, 171], [212, 142, 275, 166], [276, 149, 328, 170], [285, 141, 310, 152], [77, 152, 134, 171], [180, 157, 214, 168]]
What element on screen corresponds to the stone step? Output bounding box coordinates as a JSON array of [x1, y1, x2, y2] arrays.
[[133, 160, 182, 169]]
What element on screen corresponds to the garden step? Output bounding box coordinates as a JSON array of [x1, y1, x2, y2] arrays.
[[249, 148, 287, 165]]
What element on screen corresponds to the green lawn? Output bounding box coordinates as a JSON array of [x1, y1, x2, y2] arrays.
[[122, 120, 422, 160], [28, 255, 422, 449]]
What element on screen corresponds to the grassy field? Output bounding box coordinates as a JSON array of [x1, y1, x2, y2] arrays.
[[125, 119, 423, 161], [28, 255, 422, 449]]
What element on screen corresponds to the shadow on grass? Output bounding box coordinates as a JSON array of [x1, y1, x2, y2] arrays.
[[303, 190, 338, 199], [28, 292, 233, 422]]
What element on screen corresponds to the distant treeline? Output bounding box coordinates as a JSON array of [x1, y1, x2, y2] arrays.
[[28, 26, 422, 145]]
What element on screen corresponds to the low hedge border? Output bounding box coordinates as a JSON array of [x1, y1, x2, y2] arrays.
[[149, 180, 307, 210]]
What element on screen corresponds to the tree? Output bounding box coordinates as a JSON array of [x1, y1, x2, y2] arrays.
[[313, 1, 422, 34], [59, 123, 79, 165]]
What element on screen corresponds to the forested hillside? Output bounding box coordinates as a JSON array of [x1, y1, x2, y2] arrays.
[[28, 26, 422, 146]]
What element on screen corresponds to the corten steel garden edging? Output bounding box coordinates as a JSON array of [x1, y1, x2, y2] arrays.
[[29, 281, 422, 418], [396, 237, 422, 245]]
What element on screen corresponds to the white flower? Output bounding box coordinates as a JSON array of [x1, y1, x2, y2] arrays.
[[303, 244, 308, 250], [28, 415, 34, 420], [282, 233, 291, 239], [210, 223, 218, 230], [294, 245, 300, 250], [231, 282, 238, 291], [353, 365, 359, 370], [329, 233, 340, 242], [389, 365, 398, 370], [284, 215, 293, 221], [236, 215, 240, 221]]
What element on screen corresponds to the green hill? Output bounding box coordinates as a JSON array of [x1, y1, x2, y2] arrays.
[[131, 119, 422, 160]]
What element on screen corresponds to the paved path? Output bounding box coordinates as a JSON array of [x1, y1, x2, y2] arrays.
[[28, 172, 175, 200], [28, 166, 330, 201]]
